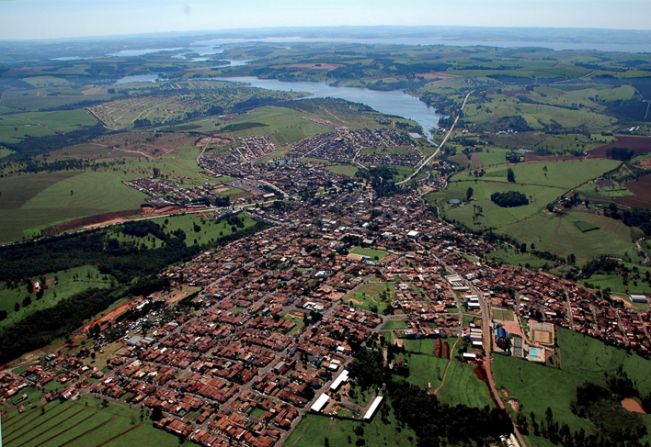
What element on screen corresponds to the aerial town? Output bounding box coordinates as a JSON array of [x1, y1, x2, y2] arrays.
[[1, 130, 650, 446]]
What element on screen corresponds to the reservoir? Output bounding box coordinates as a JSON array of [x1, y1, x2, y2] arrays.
[[218, 76, 440, 141]]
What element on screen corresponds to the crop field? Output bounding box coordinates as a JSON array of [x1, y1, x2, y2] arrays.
[[502, 210, 638, 265], [0, 109, 98, 144], [0, 265, 114, 329], [285, 402, 416, 447], [1, 392, 196, 447], [493, 327, 651, 445], [618, 173, 651, 208]]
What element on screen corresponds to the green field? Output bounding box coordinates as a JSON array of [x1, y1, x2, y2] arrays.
[[345, 281, 395, 313], [437, 357, 494, 409], [493, 308, 516, 321], [285, 403, 416, 447], [350, 246, 389, 260], [487, 247, 553, 269], [493, 327, 651, 446], [502, 211, 638, 265], [180, 106, 333, 147], [0, 142, 234, 243], [0, 265, 114, 329], [429, 159, 620, 231], [1, 392, 196, 447], [0, 109, 97, 144], [326, 164, 358, 177]]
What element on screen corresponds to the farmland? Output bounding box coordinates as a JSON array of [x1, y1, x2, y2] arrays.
[[1, 392, 196, 447]]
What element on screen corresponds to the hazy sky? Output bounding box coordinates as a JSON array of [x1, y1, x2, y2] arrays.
[[1, 0, 650, 40]]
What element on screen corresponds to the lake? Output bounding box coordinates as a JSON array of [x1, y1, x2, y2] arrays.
[[115, 74, 159, 84], [218, 76, 441, 140]]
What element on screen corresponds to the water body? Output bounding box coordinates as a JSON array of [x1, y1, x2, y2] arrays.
[[115, 74, 159, 84], [219, 76, 440, 141], [108, 47, 184, 57], [190, 28, 651, 53]]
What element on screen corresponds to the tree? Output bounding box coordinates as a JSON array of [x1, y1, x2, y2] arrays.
[[507, 168, 516, 183], [466, 187, 474, 202], [151, 405, 163, 421]]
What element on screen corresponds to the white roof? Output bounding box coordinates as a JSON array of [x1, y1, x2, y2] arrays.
[[330, 369, 349, 391], [310, 394, 330, 412], [363, 396, 384, 420]]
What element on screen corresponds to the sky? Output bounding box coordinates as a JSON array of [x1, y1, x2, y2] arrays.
[[1, 0, 650, 40]]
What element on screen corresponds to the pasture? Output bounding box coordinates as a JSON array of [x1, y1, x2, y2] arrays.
[[502, 210, 638, 265], [493, 327, 651, 445], [0, 109, 97, 145], [344, 280, 395, 313], [430, 159, 620, 231], [0, 142, 230, 243], [0, 265, 114, 329], [285, 403, 416, 447]]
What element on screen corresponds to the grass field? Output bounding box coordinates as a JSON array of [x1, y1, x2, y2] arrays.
[[1, 392, 196, 447], [487, 247, 552, 269], [285, 402, 416, 447], [349, 246, 389, 260], [436, 356, 494, 409], [397, 352, 448, 389], [493, 308, 516, 321], [502, 210, 638, 265], [493, 327, 651, 445], [177, 106, 334, 148], [429, 159, 620, 231], [345, 281, 395, 313], [0, 265, 114, 329], [0, 142, 231, 243], [326, 164, 358, 177], [0, 109, 97, 144]]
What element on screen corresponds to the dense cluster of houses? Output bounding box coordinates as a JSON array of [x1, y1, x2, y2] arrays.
[[292, 128, 422, 166]]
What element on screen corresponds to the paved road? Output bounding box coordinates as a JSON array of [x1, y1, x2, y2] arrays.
[[397, 91, 472, 186]]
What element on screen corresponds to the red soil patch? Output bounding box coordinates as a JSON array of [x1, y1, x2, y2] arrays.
[[195, 135, 233, 148], [443, 341, 450, 360], [81, 297, 144, 334], [617, 173, 651, 208], [621, 398, 647, 414], [525, 154, 584, 162], [587, 136, 651, 159], [285, 63, 342, 71], [42, 209, 143, 236], [640, 159, 651, 167]]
